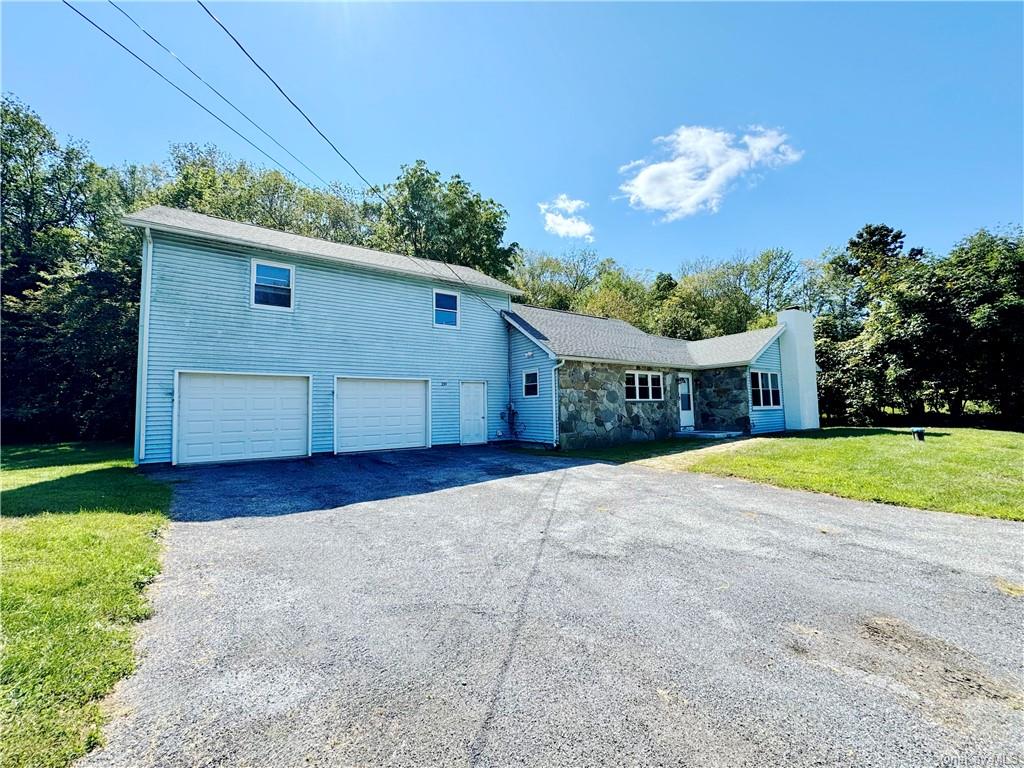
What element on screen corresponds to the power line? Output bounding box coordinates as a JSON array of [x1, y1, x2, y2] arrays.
[[63, 1, 314, 188], [107, 0, 332, 189], [194, 0, 510, 318], [195, 0, 387, 201]]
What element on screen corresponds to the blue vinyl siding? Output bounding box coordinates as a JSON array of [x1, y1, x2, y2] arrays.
[[748, 338, 786, 434], [507, 327, 556, 444], [139, 233, 511, 463]]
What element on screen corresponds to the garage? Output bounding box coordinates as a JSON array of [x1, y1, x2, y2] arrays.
[[175, 372, 310, 465], [335, 377, 429, 453]]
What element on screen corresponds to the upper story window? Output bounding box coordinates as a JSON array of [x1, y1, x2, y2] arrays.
[[626, 371, 663, 401], [751, 370, 781, 408], [523, 370, 539, 397], [433, 289, 460, 328], [251, 259, 293, 311]]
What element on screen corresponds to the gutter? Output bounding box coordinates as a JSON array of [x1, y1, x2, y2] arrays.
[[557, 354, 755, 371]]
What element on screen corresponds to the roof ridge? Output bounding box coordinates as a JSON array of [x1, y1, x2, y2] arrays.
[[512, 302, 635, 323], [686, 325, 783, 344]]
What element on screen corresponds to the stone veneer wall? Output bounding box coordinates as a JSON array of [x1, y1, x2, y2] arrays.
[[693, 367, 750, 432], [558, 361, 679, 449]]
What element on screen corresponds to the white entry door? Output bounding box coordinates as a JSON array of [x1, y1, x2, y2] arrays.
[[335, 378, 428, 453], [678, 372, 695, 429], [176, 372, 309, 465], [460, 381, 487, 445]]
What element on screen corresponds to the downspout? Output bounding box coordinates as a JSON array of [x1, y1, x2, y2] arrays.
[[551, 359, 565, 449], [506, 323, 515, 440], [133, 227, 153, 464]]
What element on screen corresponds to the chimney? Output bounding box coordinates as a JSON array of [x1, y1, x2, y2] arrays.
[[776, 309, 820, 430]]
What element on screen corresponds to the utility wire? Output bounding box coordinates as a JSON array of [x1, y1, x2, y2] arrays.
[[107, 0, 332, 189], [63, 1, 314, 188], [195, 0, 510, 318], [196, 0, 387, 201]]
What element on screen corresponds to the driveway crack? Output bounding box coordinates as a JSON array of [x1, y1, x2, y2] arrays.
[[467, 471, 567, 766]]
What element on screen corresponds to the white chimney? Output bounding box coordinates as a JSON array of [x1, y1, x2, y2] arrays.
[[776, 309, 820, 430]]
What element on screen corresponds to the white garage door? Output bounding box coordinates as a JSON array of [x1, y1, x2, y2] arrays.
[[335, 378, 428, 453], [176, 373, 309, 465]]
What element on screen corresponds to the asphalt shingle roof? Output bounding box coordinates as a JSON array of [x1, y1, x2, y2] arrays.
[[504, 303, 783, 369], [122, 205, 522, 296]]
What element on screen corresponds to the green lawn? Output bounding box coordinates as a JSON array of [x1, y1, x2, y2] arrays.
[[1, 443, 171, 768], [686, 427, 1023, 520], [519, 436, 732, 464], [553, 427, 1020, 521]]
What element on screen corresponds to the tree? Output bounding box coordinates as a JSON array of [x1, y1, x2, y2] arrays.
[[370, 160, 520, 279], [1, 95, 95, 298], [654, 258, 758, 339], [574, 266, 653, 330], [650, 272, 678, 303], [155, 143, 372, 244], [930, 227, 1024, 421], [746, 247, 800, 314], [511, 247, 606, 309]]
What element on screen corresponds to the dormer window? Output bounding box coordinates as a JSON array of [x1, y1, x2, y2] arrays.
[[251, 259, 293, 310], [433, 290, 460, 328]]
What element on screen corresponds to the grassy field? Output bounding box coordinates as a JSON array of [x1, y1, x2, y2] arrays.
[[552, 428, 1024, 521], [1, 443, 171, 768]]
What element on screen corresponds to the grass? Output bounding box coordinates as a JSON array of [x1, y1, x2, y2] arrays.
[[1, 442, 171, 768], [685, 427, 1023, 520], [548, 427, 1023, 521], [519, 437, 732, 464]]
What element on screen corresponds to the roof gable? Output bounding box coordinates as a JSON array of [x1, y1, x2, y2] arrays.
[[122, 205, 522, 296]]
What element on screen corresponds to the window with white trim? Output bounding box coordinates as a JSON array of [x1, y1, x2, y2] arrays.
[[625, 371, 663, 401], [523, 370, 539, 397], [750, 370, 781, 408], [252, 260, 293, 310], [433, 290, 459, 328]]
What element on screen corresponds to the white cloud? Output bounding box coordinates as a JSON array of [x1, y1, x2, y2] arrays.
[[619, 125, 803, 221], [538, 194, 594, 242]]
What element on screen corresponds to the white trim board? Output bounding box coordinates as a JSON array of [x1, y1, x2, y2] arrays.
[[502, 313, 557, 359], [134, 228, 154, 464]]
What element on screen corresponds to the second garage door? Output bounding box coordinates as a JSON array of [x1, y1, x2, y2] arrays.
[[335, 378, 428, 453]]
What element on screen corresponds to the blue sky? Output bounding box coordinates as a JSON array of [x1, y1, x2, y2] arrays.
[[3, 2, 1021, 274]]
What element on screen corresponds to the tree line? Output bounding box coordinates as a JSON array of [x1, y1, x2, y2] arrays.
[[515, 227, 1022, 426], [3, 94, 1021, 441]]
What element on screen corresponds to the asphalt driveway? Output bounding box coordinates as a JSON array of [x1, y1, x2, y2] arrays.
[[82, 447, 1023, 768]]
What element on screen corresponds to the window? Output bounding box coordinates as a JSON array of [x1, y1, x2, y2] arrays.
[[433, 290, 459, 328], [252, 259, 293, 310], [625, 371, 664, 401], [679, 375, 692, 412], [750, 370, 781, 408], [523, 370, 539, 397]]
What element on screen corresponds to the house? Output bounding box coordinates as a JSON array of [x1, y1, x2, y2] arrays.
[[124, 206, 819, 465]]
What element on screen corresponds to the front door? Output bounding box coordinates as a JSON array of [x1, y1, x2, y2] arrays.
[[460, 381, 487, 445], [678, 372, 695, 429]]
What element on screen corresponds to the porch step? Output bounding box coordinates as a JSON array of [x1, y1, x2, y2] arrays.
[[676, 430, 744, 439]]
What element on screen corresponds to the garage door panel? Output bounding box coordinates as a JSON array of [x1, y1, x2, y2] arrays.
[[177, 373, 309, 465], [336, 379, 428, 453]]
